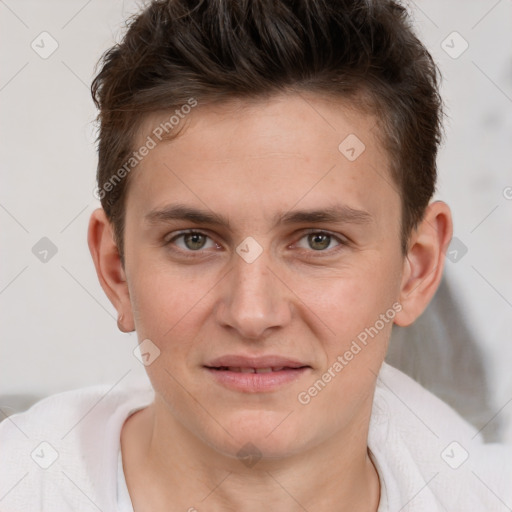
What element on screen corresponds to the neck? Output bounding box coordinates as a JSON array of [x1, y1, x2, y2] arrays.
[[121, 400, 380, 512]]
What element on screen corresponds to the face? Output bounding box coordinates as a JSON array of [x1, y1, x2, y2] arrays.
[[121, 93, 405, 459]]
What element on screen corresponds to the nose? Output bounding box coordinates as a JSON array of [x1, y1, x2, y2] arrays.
[[215, 249, 292, 340]]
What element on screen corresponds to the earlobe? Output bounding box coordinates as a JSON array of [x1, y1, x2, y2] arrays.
[[394, 201, 453, 327], [87, 208, 135, 332]]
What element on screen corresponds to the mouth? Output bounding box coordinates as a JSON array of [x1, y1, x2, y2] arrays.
[[206, 365, 308, 373], [203, 356, 311, 393], [205, 354, 309, 369]]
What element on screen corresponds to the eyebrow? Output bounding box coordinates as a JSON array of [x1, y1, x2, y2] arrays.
[[145, 204, 230, 228], [144, 203, 373, 229], [277, 205, 372, 227]]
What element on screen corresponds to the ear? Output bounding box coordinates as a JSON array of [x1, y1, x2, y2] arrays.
[[394, 200, 453, 327], [87, 208, 135, 332]]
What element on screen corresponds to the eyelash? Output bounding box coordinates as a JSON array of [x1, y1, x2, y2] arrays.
[[164, 229, 348, 258]]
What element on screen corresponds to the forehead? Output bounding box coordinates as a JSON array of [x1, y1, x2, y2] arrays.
[[127, 93, 399, 227], [136, 93, 383, 158]]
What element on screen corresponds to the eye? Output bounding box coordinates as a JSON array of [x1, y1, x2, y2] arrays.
[[167, 230, 218, 251], [295, 231, 343, 252]]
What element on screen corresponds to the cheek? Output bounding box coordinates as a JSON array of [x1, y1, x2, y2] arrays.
[[127, 256, 214, 335], [128, 271, 207, 400], [292, 264, 400, 429], [292, 256, 401, 345]]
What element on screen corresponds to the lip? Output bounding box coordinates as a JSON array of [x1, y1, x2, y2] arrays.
[[205, 355, 309, 369], [204, 355, 311, 393]]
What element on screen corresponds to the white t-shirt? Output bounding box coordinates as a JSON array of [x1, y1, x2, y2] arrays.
[[1, 362, 511, 511]]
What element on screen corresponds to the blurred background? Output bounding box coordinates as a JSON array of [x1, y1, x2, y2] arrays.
[[1, 0, 511, 441]]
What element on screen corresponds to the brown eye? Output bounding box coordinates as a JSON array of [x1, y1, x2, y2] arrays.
[[167, 231, 217, 252], [307, 233, 332, 251], [294, 231, 344, 253], [183, 232, 207, 250]]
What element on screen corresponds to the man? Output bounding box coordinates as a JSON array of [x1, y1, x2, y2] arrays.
[[1, 0, 510, 510]]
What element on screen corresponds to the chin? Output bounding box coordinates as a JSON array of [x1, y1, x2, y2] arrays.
[[206, 409, 308, 462]]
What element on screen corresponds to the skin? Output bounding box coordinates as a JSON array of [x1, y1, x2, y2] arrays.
[[88, 92, 452, 511]]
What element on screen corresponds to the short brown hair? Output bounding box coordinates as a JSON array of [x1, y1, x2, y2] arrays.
[[91, 0, 443, 261]]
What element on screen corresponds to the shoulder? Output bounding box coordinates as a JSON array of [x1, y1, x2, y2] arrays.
[[370, 362, 512, 511], [0, 381, 154, 511], [0, 381, 154, 445]]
